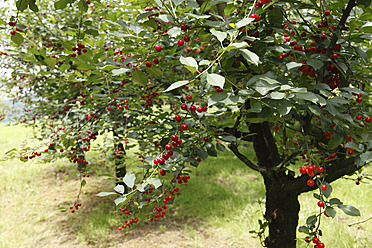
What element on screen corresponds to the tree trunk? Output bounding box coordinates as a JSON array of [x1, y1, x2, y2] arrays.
[[113, 131, 127, 193], [263, 174, 300, 248]]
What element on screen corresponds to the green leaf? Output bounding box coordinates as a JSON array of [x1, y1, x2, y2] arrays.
[[196, 147, 209, 160], [325, 206, 337, 218], [269, 92, 285, 99], [355, 47, 369, 63], [329, 198, 343, 206], [360, 151, 372, 163], [286, 62, 302, 70], [180, 56, 198, 73], [273, 99, 292, 116], [216, 142, 225, 151], [307, 59, 323, 70], [210, 28, 227, 44], [11, 32, 24, 45], [250, 101, 262, 113], [147, 178, 162, 189], [321, 181, 332, 198], [328, 133, 343, 149], [207, 73, 225, 88], [298, 225, 310, 234], [308, 105, 321, 115], [221, 136, 236, 142], [146, 66, 163, 77], [164, 80, 189, 92], [45, 58, 56, 68], [132, 70, 148, 85], [81, 179, 86, 187], [235, 17, 254, 29], [306, 215, 317, 228], [112, 68, 131, 76], [206, 143, 218, 157], [240, 49, 260, 66], [338, 205, 360, 216], [16, 0, 29, 11], [357, 0, 371, 8], [114, 196, 127, 206], [96, 192, 117, 197], [295, 92, 318, 103], [123, 173, 136, 188], [208, 92, 228, 106], [114, 184, 125, 194], [28, 0, 39, 12], [54, 0, 68, 9]]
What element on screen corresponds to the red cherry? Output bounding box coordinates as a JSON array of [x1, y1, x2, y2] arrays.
[[324, 10, 331, 15], [180, 24, 188, 31], [320, 184, 327, 191], [155, 45, 162, 52], [86, 0, 90, 4], [107, 107, 111, 111], [165, 144, 172, 150], [178, 39, 184, 46], [356, 115, 362, 120], [307, 180, 314, 187], [300, 167, 307, 174], [332, 54, 338, 59], [274, 125, 279, 131], [10, 30, 16, 35], [190, 105, 196, 112], [153, 58, 159, 64], [313, 237, 320, 244], [365, 117, 371, 123], [317, 201, 325, 208], [318, 243, 325, 248], [317, 167, 324, 173], [186, 95, 192, 100], [183, 35, 190, 42], [318, 23, 324, 28], [175, 115, 181, 122], [197, 107, 202, 113], [171, 135, 178, 141], [181, 124, 188, 130], [160, 169, 166, 176], [181, 104, 187, 110], [146, 62, 152, 68]]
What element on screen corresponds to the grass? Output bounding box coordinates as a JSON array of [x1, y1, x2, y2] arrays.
[[0, 124, 371, 247]]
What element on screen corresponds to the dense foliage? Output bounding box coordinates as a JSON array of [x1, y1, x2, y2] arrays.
[[1, 0, 371, 247]]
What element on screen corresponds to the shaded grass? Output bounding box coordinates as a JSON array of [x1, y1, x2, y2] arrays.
[[0, 124, 371, 247]]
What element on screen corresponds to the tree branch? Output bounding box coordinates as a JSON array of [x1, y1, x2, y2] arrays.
[[229, 143, 265, 172], [317, 0, 357, 84]]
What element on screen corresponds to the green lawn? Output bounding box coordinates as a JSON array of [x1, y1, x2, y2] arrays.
[[0, 124, 371, 247]]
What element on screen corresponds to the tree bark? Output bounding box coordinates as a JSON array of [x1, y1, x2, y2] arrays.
[[263, 174, 300, 248], [113, 131, 127, 193]]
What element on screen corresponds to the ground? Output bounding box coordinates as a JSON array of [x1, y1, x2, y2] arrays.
[[0, 124, 371, 248]]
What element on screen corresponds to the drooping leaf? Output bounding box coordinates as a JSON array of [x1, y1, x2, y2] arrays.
[[239, 49, 260, 66], [210, 28, 227, 44], [123, 173, 136, 188], [11, 32, 24, 45], [235, 17, 254, 29], [96, 192, 117, 197], [206, 143, 217, 157], [338, 205, 360, 216], [206, 73, 225, 88], [112, 68, 131, 76], [325, 206, 337, 218], [180, 56, 198, 73], [147, 178, 162, 189], [164, 80, 189, 92], [114, 196, 127, 206], [132, 70, 148, 85], [114, 184, 125, 194]]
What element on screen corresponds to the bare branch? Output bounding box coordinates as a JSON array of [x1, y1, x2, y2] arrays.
[[229, 143, 265, 172]]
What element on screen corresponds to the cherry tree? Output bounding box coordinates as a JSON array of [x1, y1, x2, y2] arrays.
[[1, 0, 371, 247]]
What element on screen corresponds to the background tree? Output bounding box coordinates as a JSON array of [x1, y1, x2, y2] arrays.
[[1, 0, 371, 247]]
